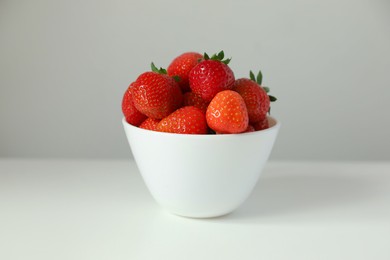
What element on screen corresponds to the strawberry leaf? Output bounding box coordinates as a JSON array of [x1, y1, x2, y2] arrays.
[[249, 71, 256, 82], [217, 51, 224, 60], [262, 86, 270, 93], [256, 71, 263, 85], [151, 62, 158, 72], [269, 95, 277, 102], [249, 70, 263, 85], [222, 58, 231, 65], [151, 62, 167, 74], [172, 75, 181, 82], [204, 50, 231, 64]]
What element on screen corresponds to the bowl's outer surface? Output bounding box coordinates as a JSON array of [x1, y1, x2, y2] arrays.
[[123, 117, 280, 218]]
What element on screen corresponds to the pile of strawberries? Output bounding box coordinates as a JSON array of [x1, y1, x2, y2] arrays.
[[122, 51, 276, 134]]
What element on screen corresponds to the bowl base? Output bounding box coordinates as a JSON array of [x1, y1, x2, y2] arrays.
[[167, 209, 235, 219]]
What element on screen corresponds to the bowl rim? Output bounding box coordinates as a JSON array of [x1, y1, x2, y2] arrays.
[[122, 116, 280, 138]]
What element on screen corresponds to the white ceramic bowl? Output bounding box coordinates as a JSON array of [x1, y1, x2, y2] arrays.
[[123, 117, 280, 218]]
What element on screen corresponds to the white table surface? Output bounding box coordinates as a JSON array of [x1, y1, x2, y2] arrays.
[[0, 159, 389, 260]]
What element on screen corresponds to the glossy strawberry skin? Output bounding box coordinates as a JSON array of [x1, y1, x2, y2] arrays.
[[233, 78, 270, 123], [139, 118, 160, 131], [157, 106, 208, 134], [189, 60, 235, 102], [131, 72, 183, 119], [167, 52, 203, 92], [122, 86, 147, 126], [217, 124, 255, 135], [183, 92, 209, 114], [253, 117, 269, 131], [206, 90, 249, 134]]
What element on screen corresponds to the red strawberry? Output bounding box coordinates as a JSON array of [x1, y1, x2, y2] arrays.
[[244, 125, 255, 133], [157, 106, 208, 134], [131, 71, 183, 119], [206, 90, 249, 134], [183, 92, 209, 114], [189, 51, 235, 102], [233, 78, 270, 123], [167, 52, 203, 92], [139, 118, 160, 131], [253, 117, 269, 131], [216, 124, 254, 134], [233, 70, 277, 123], [122, 86, 147, 126]]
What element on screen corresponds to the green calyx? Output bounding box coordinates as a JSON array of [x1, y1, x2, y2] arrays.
[[203, 51, 231, 65], [151, 62, 167, 74], [249, 70, 263, 85], [151, 62, 181, 82], [172, 75, 181, 82], [249, 70, 277, 103], [268, 95, 277, 102]]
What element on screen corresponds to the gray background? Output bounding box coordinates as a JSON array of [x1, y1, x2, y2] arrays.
[[1, 0, 389, 160]]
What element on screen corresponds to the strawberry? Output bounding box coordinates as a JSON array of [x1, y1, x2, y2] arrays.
[[167, 52, 203, 92], [206, 90, 248, 134], [233, 70, 276, 123], [189, 51, 235, 102], [157, 106, 208, 134], [233, 79, 269, 123], [244, 125, 255, 133], [253, 117, 269, 131], [131, 69, 183, 119], [122, 86, 147, 126], [216, 124, 254, 134], [139, 118, 160, 131], [183, 92, 209, 114]]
